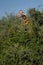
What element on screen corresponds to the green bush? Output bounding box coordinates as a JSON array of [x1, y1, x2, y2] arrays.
[[0, 9, 43, 65]]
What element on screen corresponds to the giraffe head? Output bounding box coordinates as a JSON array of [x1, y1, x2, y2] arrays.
[[16, 10, 24, 18]]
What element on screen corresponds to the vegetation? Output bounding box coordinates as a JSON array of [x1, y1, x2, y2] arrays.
[[0, 8, 43, 65]]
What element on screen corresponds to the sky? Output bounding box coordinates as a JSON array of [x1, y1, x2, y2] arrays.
[[0, 0, 43, 17]]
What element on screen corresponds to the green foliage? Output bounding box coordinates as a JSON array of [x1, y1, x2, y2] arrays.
[[0, 9, 43, 65]]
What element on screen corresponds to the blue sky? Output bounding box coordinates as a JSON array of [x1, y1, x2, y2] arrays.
[[0, 0, 43, 17]]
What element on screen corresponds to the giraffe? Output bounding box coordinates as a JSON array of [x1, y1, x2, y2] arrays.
[[16, 10, 29, 24]]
